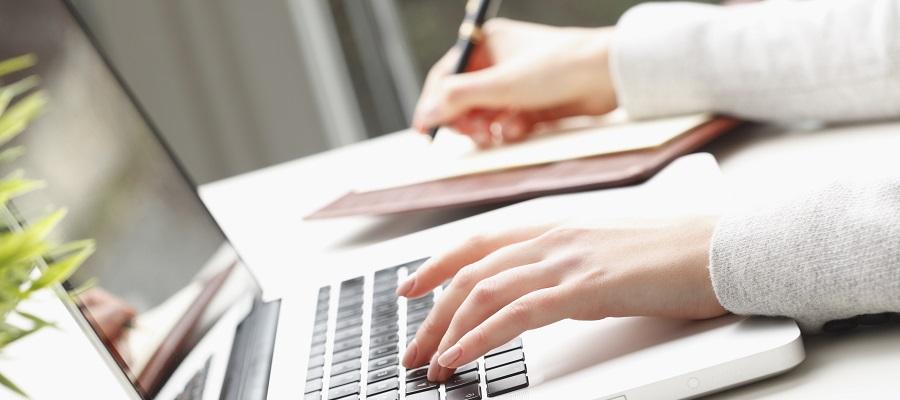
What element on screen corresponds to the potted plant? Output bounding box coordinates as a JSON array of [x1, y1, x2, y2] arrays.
[[0, 54, 94, 398]]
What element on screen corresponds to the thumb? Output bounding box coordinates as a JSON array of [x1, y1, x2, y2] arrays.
[[413, 66, 518, 131]]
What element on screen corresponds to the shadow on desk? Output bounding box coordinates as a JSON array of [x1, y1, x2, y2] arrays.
[[333, 202, 511, 249]]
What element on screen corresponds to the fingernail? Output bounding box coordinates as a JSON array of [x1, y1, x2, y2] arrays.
[[437, 344, 462, 368], [396, 277, 415, 296], [402, 340, 418, 368]]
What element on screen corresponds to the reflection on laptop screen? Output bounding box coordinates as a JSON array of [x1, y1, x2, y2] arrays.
[[0, 1, 259, 398]]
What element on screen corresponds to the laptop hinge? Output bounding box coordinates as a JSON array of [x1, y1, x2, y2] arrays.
[[219, 298, 281, 400]]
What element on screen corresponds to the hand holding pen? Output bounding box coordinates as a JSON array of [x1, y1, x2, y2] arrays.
[[411, 4, 618, 148]]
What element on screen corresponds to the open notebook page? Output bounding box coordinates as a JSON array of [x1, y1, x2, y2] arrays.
[[356, 111, 712, 192]]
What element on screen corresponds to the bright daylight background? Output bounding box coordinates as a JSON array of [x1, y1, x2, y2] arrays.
[[69, 0, 714, 185]]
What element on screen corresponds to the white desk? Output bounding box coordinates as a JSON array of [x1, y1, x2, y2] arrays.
[[6, 121, 900, 399]]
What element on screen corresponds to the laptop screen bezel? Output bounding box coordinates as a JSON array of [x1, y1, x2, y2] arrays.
[[43, 2, 263, 398]]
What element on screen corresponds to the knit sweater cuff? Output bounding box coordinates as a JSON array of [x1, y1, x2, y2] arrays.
[[708, 179, 900, 333]]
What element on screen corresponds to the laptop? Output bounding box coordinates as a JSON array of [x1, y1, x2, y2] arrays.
[[2, 1, 804, 399]]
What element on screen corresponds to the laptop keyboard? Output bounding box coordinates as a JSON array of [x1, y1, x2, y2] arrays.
[[304, 258, 530, 400], [175, 357, 212, 400]]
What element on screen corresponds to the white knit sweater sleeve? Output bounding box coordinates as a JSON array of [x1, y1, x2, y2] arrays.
[[609, 0, 900, 332], [609, 0, 900, 123], [709, 178, 900, 332]]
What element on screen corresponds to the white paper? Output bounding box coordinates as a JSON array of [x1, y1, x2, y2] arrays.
[[357, 111, 711, 192]]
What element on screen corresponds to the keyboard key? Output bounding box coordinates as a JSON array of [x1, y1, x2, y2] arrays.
[[310, 342, 326, 356], [375, 271, 398, 282], [305, 378, 322, 394], [368, 355, 398, 370], [339, 293, 364, 303], [485, 361, 526, 383], [405, 366, 428, 382], [373, 292, 399, 304], [446, 382, 481, 400], [338, 308, 364, 320], [407, 301, 433, 313], [368, 389, 399, 400], [367, 366, 398, 383], [341, 276, 365, 286], [333, 337, 362, 353], [406, 389, 438, 400], [406, 322, 423, 335], [370, 333, 399, 348], [307, 367, 324, 380], [406, 311, 428, 325], [445, 371, 479, 392], [336, 316, 363, 331], [484, 349, 524, 370], [374, 303, 398, 313], [366, 377, 399, 397], [452, 361, 479, 376], [308, 355, 325, 369], [338, 295, 365, 308], [370, 323, 398, 337], [328, 382, 359, 400], [311, 333, 327, 345], [330, 359, 361, 376], [335, 327, 363, 342], [485, 373, 529, 397], [372, 313, 398, 326], [374, 305, 397, 315], [405, 379, 438, 395], [305, 391, 321, 400], [374, 285, 399, 297], [332, 347, 363, 364], [370, 344, 398, 359], [329, 370, 361, 388], [485, 337, 522, 358], [339, 294, 364, 303]]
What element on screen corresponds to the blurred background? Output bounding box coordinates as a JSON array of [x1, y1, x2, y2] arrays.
[[69, 0, 710, 184]]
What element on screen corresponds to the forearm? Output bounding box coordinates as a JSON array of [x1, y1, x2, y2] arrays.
[[708, 177, 900, 332], [610, 0, 900, 123]]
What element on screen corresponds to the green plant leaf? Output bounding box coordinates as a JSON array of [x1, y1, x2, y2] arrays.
[[0, 318, 45, 347], [0, 91, 47, 147], [0, 146, 24, 164], [0, 173, 44, 205], [0, 371, 27, 398], [0, 76, 40, 117], [28, 239, 94, 293], [0, 209, 63, 270], [13, 311, 55, 331], [0, 54, 37, 78]]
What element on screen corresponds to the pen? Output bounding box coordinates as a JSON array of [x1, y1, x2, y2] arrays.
[[428, 0, 501, 140]]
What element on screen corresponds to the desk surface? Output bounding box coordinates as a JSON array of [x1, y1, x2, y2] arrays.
[[6, 121, 900, 399]]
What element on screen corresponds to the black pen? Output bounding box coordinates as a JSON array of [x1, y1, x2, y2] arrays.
[[428, 0, 501, 140]]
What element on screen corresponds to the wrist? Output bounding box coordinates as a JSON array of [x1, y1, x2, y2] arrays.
[[571, 27, 618, 113]]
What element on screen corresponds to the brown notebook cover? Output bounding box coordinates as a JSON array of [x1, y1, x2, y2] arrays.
[[307, 117, 741, 219]]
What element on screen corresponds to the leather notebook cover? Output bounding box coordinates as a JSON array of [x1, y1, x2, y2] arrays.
[[306, 117, 741, 219]]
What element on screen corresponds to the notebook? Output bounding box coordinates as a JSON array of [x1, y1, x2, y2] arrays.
[[307, 114, 740, 219]]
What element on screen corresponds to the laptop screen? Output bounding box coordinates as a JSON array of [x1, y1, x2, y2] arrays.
[[0, 1, 260, 398]]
